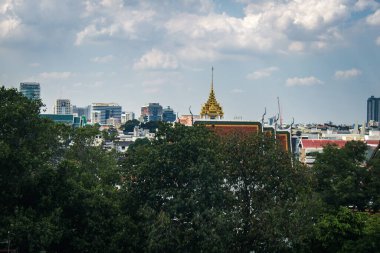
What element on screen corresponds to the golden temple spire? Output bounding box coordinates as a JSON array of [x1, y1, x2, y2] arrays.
[[211, 66, 214, 91], [200, 67, 224, 120]]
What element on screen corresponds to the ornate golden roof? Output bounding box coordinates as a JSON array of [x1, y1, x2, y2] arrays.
[[200, 67, 224, 119]]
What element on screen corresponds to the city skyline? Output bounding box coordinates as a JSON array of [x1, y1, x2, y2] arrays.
[[1, 0, 380, 124]]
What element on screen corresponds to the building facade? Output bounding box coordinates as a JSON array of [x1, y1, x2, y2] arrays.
[[140, 103, 163, 122], [20, 82, 40, 100], [54, 99, 72, 115], [91, 103, 122, 125], [162, 106, 176, 122], [367, 96, 380, 124], [73, 105, 91, 119], [121, 111, 135, 124]]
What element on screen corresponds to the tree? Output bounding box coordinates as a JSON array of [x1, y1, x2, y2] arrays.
[[121, 123, 231, 252], [313, 141, 374, 211], [219, 132, 319, 252], [313, 207, 380, 253], [123, 119, 140, 133], [0, 87, 70, 251]]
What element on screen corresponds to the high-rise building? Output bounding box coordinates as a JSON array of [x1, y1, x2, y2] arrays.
[[367, 96, 380, 123], [162, 106, 176, 122], [91, 103, 122, 125], [20, 82, 40, 100], [54, 99, 72, 115], [140, 103, 163, 122], [121, 111, 135, 124], [73, 105, 91, 119]]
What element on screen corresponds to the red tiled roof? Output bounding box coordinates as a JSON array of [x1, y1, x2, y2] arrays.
[[366, 140, 380, 146], [301, 139, 347, 149]]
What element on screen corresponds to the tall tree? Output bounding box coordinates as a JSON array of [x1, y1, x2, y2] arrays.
[[220, 132, 319, 252], [313, 141, 374, 211], [121, 123, 231, 252]]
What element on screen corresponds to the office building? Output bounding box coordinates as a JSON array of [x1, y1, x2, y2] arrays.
[[162, 106, 176, 122], [20, 82, 40, 100], [121, 111, 135, 124], [140, 103, 163, 122], [54, 99, 72, 115], [91, 103, 122, 125], [367, 96, 380, 124], [73, 105, 91, 119]]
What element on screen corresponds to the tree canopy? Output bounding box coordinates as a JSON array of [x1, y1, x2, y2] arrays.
[[0, 86, 379, 252]]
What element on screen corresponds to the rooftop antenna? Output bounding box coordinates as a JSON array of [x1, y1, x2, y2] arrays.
[[277, 97, 283, 127], [261, 107, 266, 132], [274, 113, 279, 139], [189, 106, 193, 126]]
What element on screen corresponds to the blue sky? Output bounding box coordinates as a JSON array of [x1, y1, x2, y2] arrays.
[[1, 0, 380, 124]]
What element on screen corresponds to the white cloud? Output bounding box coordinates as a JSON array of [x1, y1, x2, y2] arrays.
[[286, 76, 323, 87], [91, 55, 114, 63], [0, 18, 21, 38], [39, 72, 73, 79], [288, 41, 305, 52], [247, 67, 278, 80], [75, 2, 155, 45], [164, 0, 353, 61], [367, 9, 380, 25], [376, 36, 380, 46], [334, 68, 362, 79], [354, 0, 380, 11], [134, 49, 179, 70]]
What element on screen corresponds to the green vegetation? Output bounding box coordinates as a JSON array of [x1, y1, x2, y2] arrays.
[[0, 86, 379, 252]]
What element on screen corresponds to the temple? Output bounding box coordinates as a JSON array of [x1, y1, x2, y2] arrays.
[[200, 67, 224, 119], [195, 67, 292, 152]]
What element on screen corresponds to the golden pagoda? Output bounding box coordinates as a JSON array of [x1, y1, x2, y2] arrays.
[[200, 67, 224, 119]]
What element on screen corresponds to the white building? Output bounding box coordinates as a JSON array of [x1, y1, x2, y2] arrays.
[[53, 99, 72, 115]]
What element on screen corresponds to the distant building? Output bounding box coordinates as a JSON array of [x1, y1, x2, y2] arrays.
[[178, 114, 201, 126], [20, 82, 40, 100], [91, 103, 122, 125], [40, 114, 86, 128], [121, 111, 135, 124], [367, 96, 380, 124], [73, 105, 91, 119], [54, 99, 72, 115], [162, 106, 176, 122], [140, 103, 163, 122], [91, 110, 102, 124]]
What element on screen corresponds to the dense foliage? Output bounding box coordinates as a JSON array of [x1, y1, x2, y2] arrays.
[[0, 86, 379, 252]]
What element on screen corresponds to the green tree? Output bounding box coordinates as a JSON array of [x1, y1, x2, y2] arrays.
[[121, 123, 230, 252], [313, 141, 373, 211], [0, 87, 70, 251], [123, 119, 140, 133], [220, 132, 319, 252], [313, 207, 380, 253]]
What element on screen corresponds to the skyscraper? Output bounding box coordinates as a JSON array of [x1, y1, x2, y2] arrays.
[[367, 96, 380, 123], [54, 99, 72, 115], [140, 103, 163, 122], [91, 103, 122, 125], [20, 82, 40, 100], [162, 106, 176, 122], [73, 105, 91, 119]]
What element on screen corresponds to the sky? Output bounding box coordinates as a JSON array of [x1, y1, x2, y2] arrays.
[[1, 0, 380, 124]]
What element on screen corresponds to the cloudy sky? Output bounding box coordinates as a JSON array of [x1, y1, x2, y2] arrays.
[[1, 0, 380, 124]]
